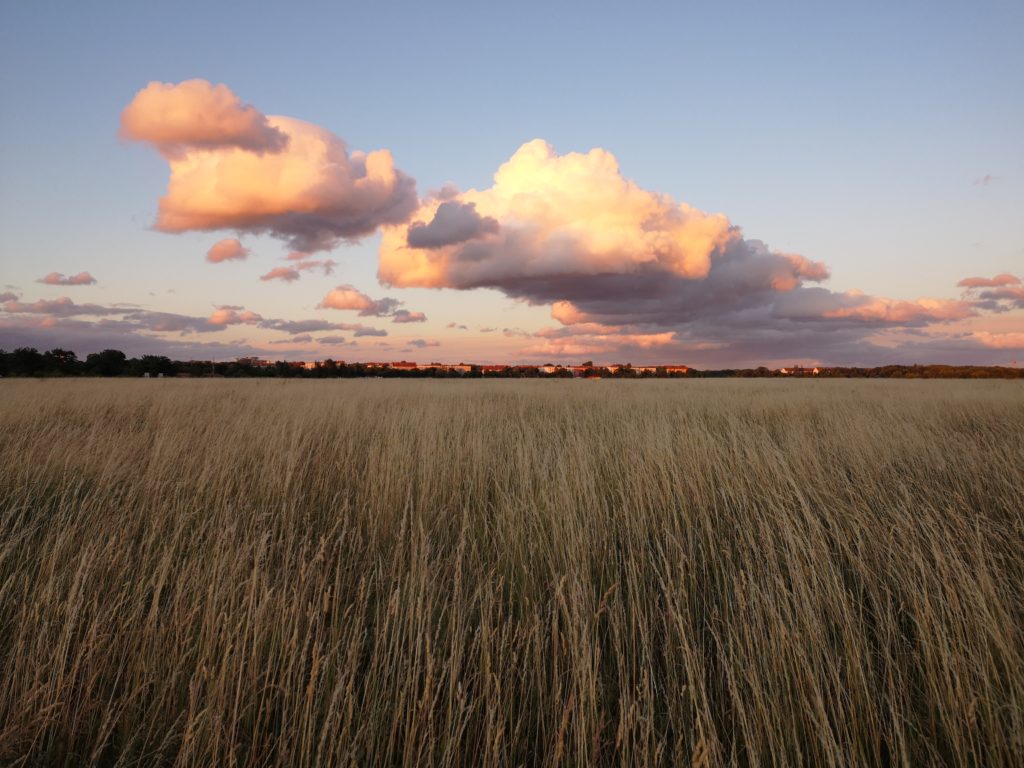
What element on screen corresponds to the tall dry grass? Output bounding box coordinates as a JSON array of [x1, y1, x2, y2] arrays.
[[0, 379, 1021, 767]]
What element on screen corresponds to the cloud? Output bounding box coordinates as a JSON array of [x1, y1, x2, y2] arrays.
[[957, 273, 1020, 289], [317, 284, 422, 321], [378, 139, 998, 364], [381, 139, 733, 288], [206, 238, 250, 263], [203, 308, 389, 337], [259, 258, 337, 282], [260, 266, 301, 282], [407, 201, 499, 249], [520, 327, 679, 359], [260, 317, 386, 337], [958, 273, 1024, 312], [3, 296, 123, 316], [392, 309, 427, 323], [0, 292, 17, 303], [409, 339, 440, 348], [121, 79, 289, 156], [268, 335, 314, 345], [37, 271, 97, 286], [479, 327, 496, 333], [318, 335, 354, 345], [447, 322, 468, 330], [209, 306, 262, 326], [122, 80, 417, 253], [973, 174, 998, 186]]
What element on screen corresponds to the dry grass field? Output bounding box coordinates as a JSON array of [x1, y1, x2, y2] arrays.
[[0, 379, 1022, 767]]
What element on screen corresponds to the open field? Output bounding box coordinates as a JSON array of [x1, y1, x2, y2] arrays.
[[0, 379, 1022, 767]]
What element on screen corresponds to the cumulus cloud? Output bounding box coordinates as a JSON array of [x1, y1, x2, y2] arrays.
[[378, 139, 1000, 364], [206, 238, 250, 263], [121, 79, 288, 156], [0, 291, 17, 303], [122, 79, 418, 253], [381, 139, 732, 288], [37, 271, 97, 286]]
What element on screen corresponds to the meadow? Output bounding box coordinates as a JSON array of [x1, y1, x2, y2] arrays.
[[0, 378, 1021, 767]]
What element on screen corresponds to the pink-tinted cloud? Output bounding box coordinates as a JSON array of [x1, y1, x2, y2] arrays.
[[521, 327, 678, 358], [208, 307, 263, 326], [122, 80, 417, 253], [958, 273, 1024, 312], [260, 266, 301, 283], [3, 296, 122, 316], [967, 330, 1024, 348], [259, 258, 337, 282], [121, 79, 288, 156], [958, 273, 1020, 288], [381, 139, 733, 288], [0, 292, 17, 303], [37, 271, 97, 286], [318, 335, 355, 345], [206, 238, 250, 263], [318, 284, 424, 322], [408, 339, 440, 348], [376, 139, 1004, 365]]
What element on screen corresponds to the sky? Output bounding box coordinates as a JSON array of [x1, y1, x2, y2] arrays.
[[0, 0, 1022, 367]]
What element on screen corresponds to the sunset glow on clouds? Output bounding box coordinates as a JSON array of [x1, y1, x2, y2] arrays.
[[0, 73, 1020, 366], [379, 139, 734, 288], [121, 80, 417, 254], [37, 272, 97, 286], [206, 238, 249, 263]]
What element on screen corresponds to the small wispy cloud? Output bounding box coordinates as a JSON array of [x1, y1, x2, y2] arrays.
[[37, 271, 97, 286]]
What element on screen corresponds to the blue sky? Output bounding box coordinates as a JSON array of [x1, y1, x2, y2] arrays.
[[1, 1, 1021, 365]]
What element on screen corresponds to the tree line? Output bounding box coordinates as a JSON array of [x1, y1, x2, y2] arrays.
[[1, 347, 1022, 379]]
